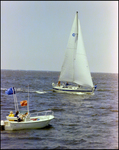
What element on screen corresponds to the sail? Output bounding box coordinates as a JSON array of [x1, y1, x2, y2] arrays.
[[74, 19, 93, 87], [59, 12, 78, 82], [59, 12, 93, 87]]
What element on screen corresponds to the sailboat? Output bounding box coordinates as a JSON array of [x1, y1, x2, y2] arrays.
[[1, 87, 54, 130], [52, 11, 95, 94]]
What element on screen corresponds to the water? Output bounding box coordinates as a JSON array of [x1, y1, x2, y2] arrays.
[[1, 70, 118, 149]]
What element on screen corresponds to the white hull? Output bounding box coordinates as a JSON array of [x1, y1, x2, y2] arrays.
[[3, 87, 55, 131], [1, 111, 54, 131], [52, 84, 94, 94]]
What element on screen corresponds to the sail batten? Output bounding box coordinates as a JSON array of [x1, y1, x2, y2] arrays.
[[59, 11, 93, 88]]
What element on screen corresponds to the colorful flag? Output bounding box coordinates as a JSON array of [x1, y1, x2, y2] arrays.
[[20, 100, 27, 106], [5, 87, 15, 95]]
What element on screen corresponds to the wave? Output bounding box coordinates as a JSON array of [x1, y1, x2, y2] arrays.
[[110, 109, 118, 112], [51, 108, 65, 112], [1, 88, 7, 91], [97, 89, 115, 92]]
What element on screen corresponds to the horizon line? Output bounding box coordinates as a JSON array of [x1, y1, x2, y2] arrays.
[[1, 69, 118, 74]]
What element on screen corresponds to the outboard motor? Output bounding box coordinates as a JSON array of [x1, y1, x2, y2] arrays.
[[1, 120, 5, 130]]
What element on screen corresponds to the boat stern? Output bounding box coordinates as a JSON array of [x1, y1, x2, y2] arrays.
[[1, 120, 5, 130]]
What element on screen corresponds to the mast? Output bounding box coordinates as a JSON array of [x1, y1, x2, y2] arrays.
[[76, 11, 78, 35]]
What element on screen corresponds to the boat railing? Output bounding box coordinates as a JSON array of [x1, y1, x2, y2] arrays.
[[30, 110, 54, 117]]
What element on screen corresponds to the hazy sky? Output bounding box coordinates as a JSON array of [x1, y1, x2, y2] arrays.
[[1, 1, 118, 73]]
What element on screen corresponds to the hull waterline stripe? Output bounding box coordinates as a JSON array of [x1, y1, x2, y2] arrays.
[[53, 88, 92, 92]]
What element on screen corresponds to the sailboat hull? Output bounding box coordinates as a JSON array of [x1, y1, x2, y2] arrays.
[[52, 85, 94, 94]]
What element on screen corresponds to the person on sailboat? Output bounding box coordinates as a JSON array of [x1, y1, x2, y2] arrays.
[[78, 85, 80, 88], [58, 81, 61, 86], [65, 82, 69, 87]]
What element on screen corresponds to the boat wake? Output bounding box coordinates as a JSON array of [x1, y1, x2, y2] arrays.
[[67, 92, 94, 95], [76, 92, 94, 95], [1, 88, 47, 94], [36, 91, 47, 94]]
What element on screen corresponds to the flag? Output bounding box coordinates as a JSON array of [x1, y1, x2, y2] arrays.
[[5, 87, 15, 95], [20, 100, 27, 106]]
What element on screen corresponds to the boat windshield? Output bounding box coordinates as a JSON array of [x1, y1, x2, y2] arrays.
[[19, 110, 27, 114]]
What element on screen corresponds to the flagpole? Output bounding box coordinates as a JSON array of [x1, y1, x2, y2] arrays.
[[13, 87, 16, 112], [27, 85, 29, 114], [15, 93, 19, 112]]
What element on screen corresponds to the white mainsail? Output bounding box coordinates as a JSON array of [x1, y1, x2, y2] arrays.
[[59, 12, 93, 88]]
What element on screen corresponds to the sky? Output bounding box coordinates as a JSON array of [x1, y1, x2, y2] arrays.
[[1, 1, 118, 73]]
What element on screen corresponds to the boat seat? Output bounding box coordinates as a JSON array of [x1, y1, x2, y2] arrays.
[[6, 116, 18, 121]]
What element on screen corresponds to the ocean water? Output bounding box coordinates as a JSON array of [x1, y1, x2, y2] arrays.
[[1, 70, 118, 149]]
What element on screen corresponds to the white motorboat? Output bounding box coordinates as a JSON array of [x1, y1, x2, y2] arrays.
[[1, 87, 54, 131], [52, 11, 97, 94]]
